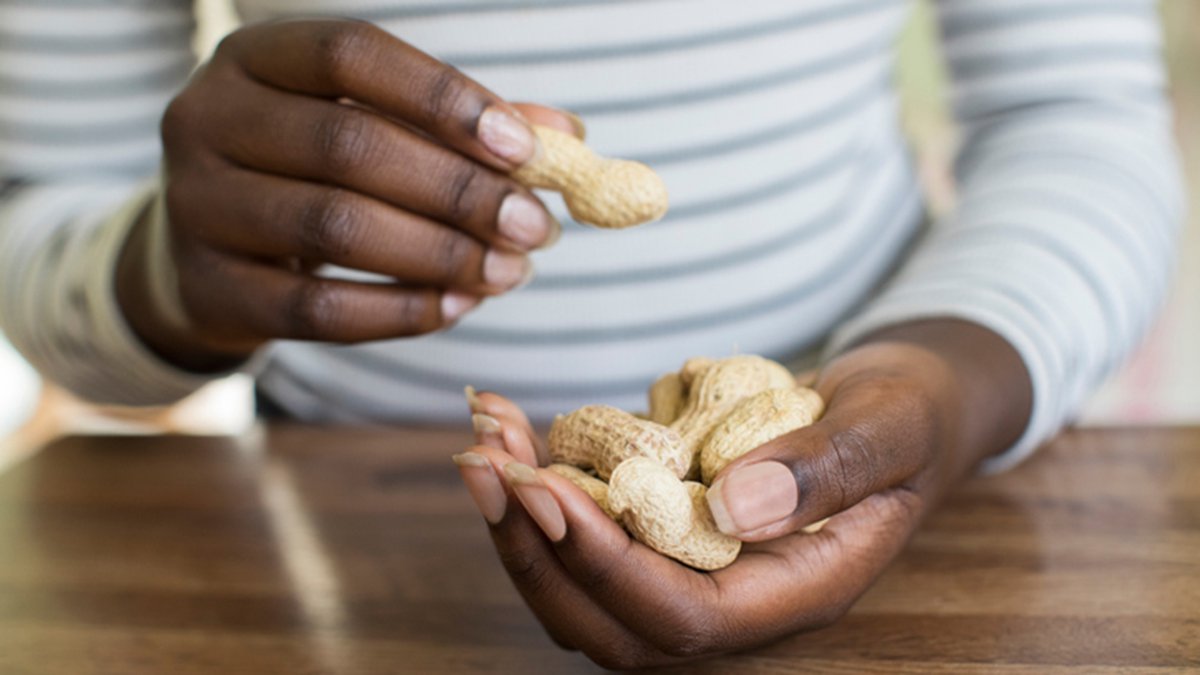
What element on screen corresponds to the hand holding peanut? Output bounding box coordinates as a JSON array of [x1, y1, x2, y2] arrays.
[[462, 320, 1032, 667], [121, 20, 573, 371]]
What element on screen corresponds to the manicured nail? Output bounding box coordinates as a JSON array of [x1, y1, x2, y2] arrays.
[[541, 217, 563, 248], [442, 292, 480, 322], [563, 111, 587, 140], [453, 452, 506, 524], [514, 264, 535, 290], [504, 463, 566, 541], [464, 385, 483, 414], [706, 461, 798, 535], [472, 412, 501, 435], [472, 412, 504, 450], [483, 250, 531, 288], [498, 192, 557, 250], [478, 106, 536, 165]]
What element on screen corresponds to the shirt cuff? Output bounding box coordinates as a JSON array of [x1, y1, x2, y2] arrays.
[[83, 180, 259, 406]]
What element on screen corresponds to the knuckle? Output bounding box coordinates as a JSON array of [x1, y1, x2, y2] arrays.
[[652, 601, 723, 658], [569, 556, 624, 597], [314, 109, 374, 176], [160, 94, 199, 149], [439, 160, 487, 224], [313, 20, 375, 85], [286, 280, 342, 340], [393, 291, 437, 334], [430, 231, 477, 283], [422, 65, 470, 127], [175, 245, 225, 321], [161, 178, 207, 243], [212, 28, 245, 60], [823, 424, 875, 511], [497, 545, 556, 597], [299, 189, 361, 260]]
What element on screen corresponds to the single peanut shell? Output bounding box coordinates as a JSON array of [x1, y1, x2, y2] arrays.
[[678, 356, 716, 388], [699, 387, 824, 483], [608, 458, 741, 571], [547, 463, 616, 519], [675, 482, 742, 571], [792, 386, 826, 420], [608, 457, 693, 547], [647, 372, 686, 426], [670, 355, 798, 477], [548, 405, 690, 480], [511, 125, 669, 229]]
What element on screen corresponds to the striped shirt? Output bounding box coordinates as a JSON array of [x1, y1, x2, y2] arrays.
[[0, 0, 1184, 472]]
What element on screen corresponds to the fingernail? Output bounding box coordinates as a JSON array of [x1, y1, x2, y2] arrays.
[[483, 250, 531, 288], [472, 412, 501, 435], [498, 193, 557, 250], [472, 412, 504, 449], [442, 291, 480, 322], [464, 385, 483, 414], [564, 111, 587, 140], [453, 452, 506, 524], [541, 217, 563, 248], [706, 461, 798, 535], [478, 106, 536, 166], [504, 463, 566, 541], [514, 264, 535, 290]]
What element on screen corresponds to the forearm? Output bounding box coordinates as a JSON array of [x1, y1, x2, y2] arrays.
[[831, 1, 1183, 472]]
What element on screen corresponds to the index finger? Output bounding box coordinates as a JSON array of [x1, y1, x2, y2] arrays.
[[538, 469, 742, 656], [467, 446, 678, 668], [542, 470, 924, 656], [220, 19, 536, 170]]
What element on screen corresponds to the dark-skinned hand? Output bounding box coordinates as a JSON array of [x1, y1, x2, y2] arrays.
[[454, 319, 1032, 669], [117, 19, 579, 371]]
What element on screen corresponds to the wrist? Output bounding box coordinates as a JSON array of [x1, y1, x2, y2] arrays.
[[842, 318, 1033, 471]]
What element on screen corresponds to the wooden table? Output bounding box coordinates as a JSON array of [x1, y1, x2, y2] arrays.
[[0, 426, 1196, 674]]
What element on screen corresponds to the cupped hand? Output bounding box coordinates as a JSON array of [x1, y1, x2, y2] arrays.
[[119, 19, 580, 370], [453, 320, 1031, 668]]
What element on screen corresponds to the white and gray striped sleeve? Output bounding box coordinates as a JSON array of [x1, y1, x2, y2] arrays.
[[0, 0, 219, 405], [828, 0, 1186, 472]]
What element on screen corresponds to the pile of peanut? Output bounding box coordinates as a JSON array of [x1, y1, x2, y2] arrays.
[[547, 355, 825, 570]]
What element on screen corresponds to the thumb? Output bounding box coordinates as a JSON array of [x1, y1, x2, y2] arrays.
[[705, 374, 936, 542], [510, 103, 587, 140]]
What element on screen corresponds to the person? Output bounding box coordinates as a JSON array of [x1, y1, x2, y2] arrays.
[[0, 0, 1184, 666]]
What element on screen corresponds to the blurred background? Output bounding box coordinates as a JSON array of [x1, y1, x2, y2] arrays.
[[1, 0, 1197, 468]]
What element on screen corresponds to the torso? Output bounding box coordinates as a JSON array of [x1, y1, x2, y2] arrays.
[[242, 0, 924, 422]]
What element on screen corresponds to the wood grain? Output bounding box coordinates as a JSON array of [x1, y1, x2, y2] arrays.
[[0, 426, 1196, 674]]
